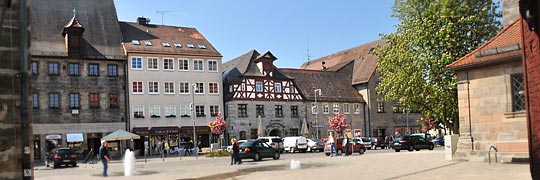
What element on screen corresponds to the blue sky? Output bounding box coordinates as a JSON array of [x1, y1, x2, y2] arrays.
[[113, 1, 496, 68]]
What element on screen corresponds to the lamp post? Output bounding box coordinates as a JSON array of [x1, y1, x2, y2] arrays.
[[403, 108, 409, 135], [191, 83, 198, 159], [314, 89, 321, 139]]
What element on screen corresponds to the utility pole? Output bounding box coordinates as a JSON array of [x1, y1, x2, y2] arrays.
[[156, 10, 171, 25]]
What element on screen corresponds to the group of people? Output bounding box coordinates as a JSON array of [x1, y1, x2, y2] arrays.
[[229, 138, 242, 165], [326, 133, 351, 157]]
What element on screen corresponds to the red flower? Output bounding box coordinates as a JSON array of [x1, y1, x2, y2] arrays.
[[328, 113, 348, 133], [208, 112, 228, 135]]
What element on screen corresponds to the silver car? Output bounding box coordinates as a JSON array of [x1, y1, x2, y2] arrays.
[[307, 138, 324, 152]]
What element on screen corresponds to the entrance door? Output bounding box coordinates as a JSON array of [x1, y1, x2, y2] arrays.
[[269, 129, 282, 137]]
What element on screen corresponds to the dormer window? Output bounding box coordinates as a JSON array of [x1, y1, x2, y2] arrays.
[[162, 42, 170, 47], [187, 43, 195, 48], [198, 44, 207, 49], [173, 43, 182, 48], [132, 40, 140, 45], [144, 41, 152, 46]]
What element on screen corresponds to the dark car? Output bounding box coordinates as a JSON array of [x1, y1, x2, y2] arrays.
[[239, 140, 280, 161], [370, 137, 388, 149], [324, 138, 366, 156], [46, 148, 77, 168], [432, 136, 445, 146], [392, 135, 434, 152]]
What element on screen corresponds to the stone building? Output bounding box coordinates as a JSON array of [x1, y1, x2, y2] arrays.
[[301, 40, 422, 138], [30, 0, 126, 160], [447, 19, 527, 162], [222, 50, 304, 140], [280, 68, 365, 139], [0, 0, 33, 179], [119, 18, 222, 152]]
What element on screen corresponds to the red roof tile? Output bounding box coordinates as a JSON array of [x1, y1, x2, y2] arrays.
[[447, 19, 522, 70]]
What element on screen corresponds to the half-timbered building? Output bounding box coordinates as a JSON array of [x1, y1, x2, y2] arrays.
[[222, 50, 304, 139]]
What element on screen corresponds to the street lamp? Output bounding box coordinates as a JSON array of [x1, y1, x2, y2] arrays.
[[403, 108, 409, 135], [314, 89, 321, 139], [191, 83, 198, 159]]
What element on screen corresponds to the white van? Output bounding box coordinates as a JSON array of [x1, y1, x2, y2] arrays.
[[283, 136, 308, 153]]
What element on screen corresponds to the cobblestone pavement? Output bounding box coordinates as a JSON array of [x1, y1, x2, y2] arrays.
[[34, 148, 530, 180]]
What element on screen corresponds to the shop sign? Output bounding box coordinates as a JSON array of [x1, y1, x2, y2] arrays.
[[45, 134, 62, 140]]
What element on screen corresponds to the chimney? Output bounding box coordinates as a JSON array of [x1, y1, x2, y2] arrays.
[[137, 17, 150, 25]]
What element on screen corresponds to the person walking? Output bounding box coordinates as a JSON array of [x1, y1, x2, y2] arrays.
[[328, 133, 336, 157], [99, 140, 110, 177], [343, 134, 350, 156], [164, 141, 170, 157], [230, 138, 239, 165]]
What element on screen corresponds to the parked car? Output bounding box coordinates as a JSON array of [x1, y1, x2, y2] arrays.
[[392, 135, 435, 152], [307, 138, 324, 152], [238, 139, 281, 161], [370, 137, 388, 149], [46, 148, 77, 168], [360, 137, 373, 149], [258, 136, 285, 153], [411, 133, 433, 142], [283, 136, 308, 153], [226, 139, 248, 152], [431, 136, 445, 146], [324, 138, 366, 156]]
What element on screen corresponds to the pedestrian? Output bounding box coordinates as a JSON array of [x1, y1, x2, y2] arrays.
[[164, 141, 170, 157], [343, 134, 350, 156], [230, 138, 241, 165], [99, 140, 110, 177], [327, 133, 336, 157]]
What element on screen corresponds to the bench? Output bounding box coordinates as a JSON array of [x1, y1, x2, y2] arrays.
[[489, 141, 529, 164]]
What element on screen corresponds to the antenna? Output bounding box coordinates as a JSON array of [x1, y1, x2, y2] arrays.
[[156, 10, 171, 25], [306, 33, 312, 61]]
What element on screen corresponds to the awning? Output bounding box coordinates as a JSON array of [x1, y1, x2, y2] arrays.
[[151, 126, 180, 135], [132, 127, 150, 136], [66, 133, 84, 142], [180, 126, 210, 134]]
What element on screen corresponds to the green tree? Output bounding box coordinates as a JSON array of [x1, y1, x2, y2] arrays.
[[374, 0, 501, 134]]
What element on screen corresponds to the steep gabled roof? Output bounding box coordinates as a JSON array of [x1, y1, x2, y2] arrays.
[[222, 50, 290, 83], [30, 0, 124, 60], [119, 22, 221, 57], [301, 39, 385, 85], [447, 19, 522, 70], [279, 69, 365, 103]]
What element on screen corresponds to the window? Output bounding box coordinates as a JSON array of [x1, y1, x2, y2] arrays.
[[256, 105, 265, 117], [194, 83, 204, 94], [148, 82, 159, 94], [238, 104, 248, 118], [210, 105, 219, 117], [133, 105, 144, 118], [69, 93, 80, 109], [208, 60, 218, 72], [165, 106, 176, 117], [187, 43, 195, 48], [311, 102, 318, 114], [163, 58, 174, 70], [88, 64, 99, 76], [147, 57, 158, 70], [512, 74, 526, 112], [149, 105, 160, 117], [32, 93, 39, 109], [180, 105, 190, 117], [89, 93, 99, 108], [162, 42, 171, 47], [392, 102, 402, 113], [333, 103, 339, 114], [173, 42, 182, 48], [291, 105, 299, 118], [48, 63, 59, 75], [31, 62, 38, 75], [209, 82, 218, 94], [377, 102, 385, 113], [109, 93, 118, 108], [179, 82, 190, 94], [194, 59, 203, 71], [68, 63, 79, 76], [275, 105, 283, 118], [256, 82, 263, 92], [275, 83, 282, 93], [144, 40, 152, 46], [132, 40, 140, 45], [198, 44, 207, 49], [132, 81, 143, 94], [196, 105, 205, 117], [343, 104, 350, 114], [289, 86, 296, 93], [179, 59, 189, 71], [131, 57, 143, 70], [164, 82, 175, 94], [323, 104, 329, 114], [354, 103, 361, 114], [107, 64, 118, 77], [49, 93, 60, 108]]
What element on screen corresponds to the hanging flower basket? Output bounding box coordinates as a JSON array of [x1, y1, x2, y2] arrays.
[[208, 112, 228, 135], [328, 112, 348, 134]]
